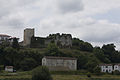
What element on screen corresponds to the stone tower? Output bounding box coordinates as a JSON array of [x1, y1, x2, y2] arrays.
[[23, 28, 34, 47]]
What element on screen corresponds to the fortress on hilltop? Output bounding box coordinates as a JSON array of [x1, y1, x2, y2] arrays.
[[23, 28, 72, 48]]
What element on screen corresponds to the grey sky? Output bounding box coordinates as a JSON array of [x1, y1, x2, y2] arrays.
[[0, 0, 120, 50]]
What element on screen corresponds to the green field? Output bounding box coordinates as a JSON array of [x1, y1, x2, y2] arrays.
[[1, 71, 120, 80], [1, 75, 120, 80], [53, 75, 120, 80]]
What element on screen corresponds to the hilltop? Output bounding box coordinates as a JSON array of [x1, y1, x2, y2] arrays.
[[0, 28, 120, 74]]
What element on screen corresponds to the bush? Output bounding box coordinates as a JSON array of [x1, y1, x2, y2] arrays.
[[87, 72, 91, 78], [0, 78, 31, 80], [93, 66, 103, 76], [113, 70, 120, 75], [32, 66, 52, 80], [20, 58, 37, 71], [50, 70, 88, 75], [0, 65, 4, 71]]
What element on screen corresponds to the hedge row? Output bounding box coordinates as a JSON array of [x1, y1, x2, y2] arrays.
[[0, 78, 31, 80], [50, 70, 88, 75], [91, 78, 120, 80]]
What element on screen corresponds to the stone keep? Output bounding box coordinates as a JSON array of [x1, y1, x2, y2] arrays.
[[24, 28, 34, 47]]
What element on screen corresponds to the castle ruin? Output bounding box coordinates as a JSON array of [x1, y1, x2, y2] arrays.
[[23, 28, 72, 48]]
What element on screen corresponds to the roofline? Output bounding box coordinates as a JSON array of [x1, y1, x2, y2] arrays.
[[0, 34, 11, 37], [43, 56, 77, 60], [99, 64, 113, 66]]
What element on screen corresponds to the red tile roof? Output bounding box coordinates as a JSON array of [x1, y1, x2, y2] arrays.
[[44, 56, 77, 60], [114, 64, 120, 66], [0, 34, 11, 37], [5, 66, 13, 69], [99, 64, 112, 66]]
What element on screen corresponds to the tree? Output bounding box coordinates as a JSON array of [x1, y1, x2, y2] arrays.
[[86, 57, 99, 73], [4, 47, 18, 66], [72, 38, 93, 52], [72, 38, 83, 47], [77, 54, 89, 69], [0, 46, 4, 65], [1, 41, 10, 47], [79, 42, 93, 52], [20, 58, 37, 71], [93, 47, 110, 63], [93, 66, 102, 75], [12, 38, 19, 50], [32, 66, 53, 80], [102, 44, 118, 63], [102, 44, 116, 55], [45, 43, 65, 56]]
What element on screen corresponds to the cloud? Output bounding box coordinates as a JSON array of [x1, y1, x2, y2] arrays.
[[0, 0, 120, 49], [57, 0, 84, 13], [40, 16, 120, 44], [82, 20, 120, 43]]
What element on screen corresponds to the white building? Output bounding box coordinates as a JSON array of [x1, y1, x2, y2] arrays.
[[0, 34, 19, 46], [99, 64, 120, 73], [0, 34, 11, 44], [114, 64, 120, 71], [99, 64, 113, 73], [5, 66, 13, 72], [42, 56, 77, 71]]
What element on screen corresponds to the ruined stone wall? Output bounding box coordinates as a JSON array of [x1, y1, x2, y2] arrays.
[[30, 37, 46, 48], [48, 33, 72, 48], [30, 37, 54, 48]]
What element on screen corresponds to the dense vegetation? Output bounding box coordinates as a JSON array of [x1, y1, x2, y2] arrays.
[[32, 66, 52, 80], [0, 37, 120, 73]]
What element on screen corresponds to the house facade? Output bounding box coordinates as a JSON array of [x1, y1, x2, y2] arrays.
[[0, 34, 19, 46], [5, 66, 13, 72], [42, 56, 77, 71], [0, 34, 11, 44], [99, 64, 120, 73], [114, 64, 120, 71]]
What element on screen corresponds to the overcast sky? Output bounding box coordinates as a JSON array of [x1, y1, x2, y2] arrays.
[[0, 0, 120, 50]]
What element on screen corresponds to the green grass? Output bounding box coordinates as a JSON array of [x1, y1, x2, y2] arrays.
[[53, 75, 89, 80], [1, 71, 120, 80], [53, 75, 120, 80], [50, 70, 88, 75]]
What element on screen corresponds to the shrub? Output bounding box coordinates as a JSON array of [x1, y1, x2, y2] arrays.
[[93, 66, 103, 76], [0, 65, 4, 71], [50, 70, 88, 75], [87, 72, 91, 78], [0, 78, 31, 80], [20, 58, 37, 71], [32, 66, 52, 80], [113, 70, 120, 75]]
